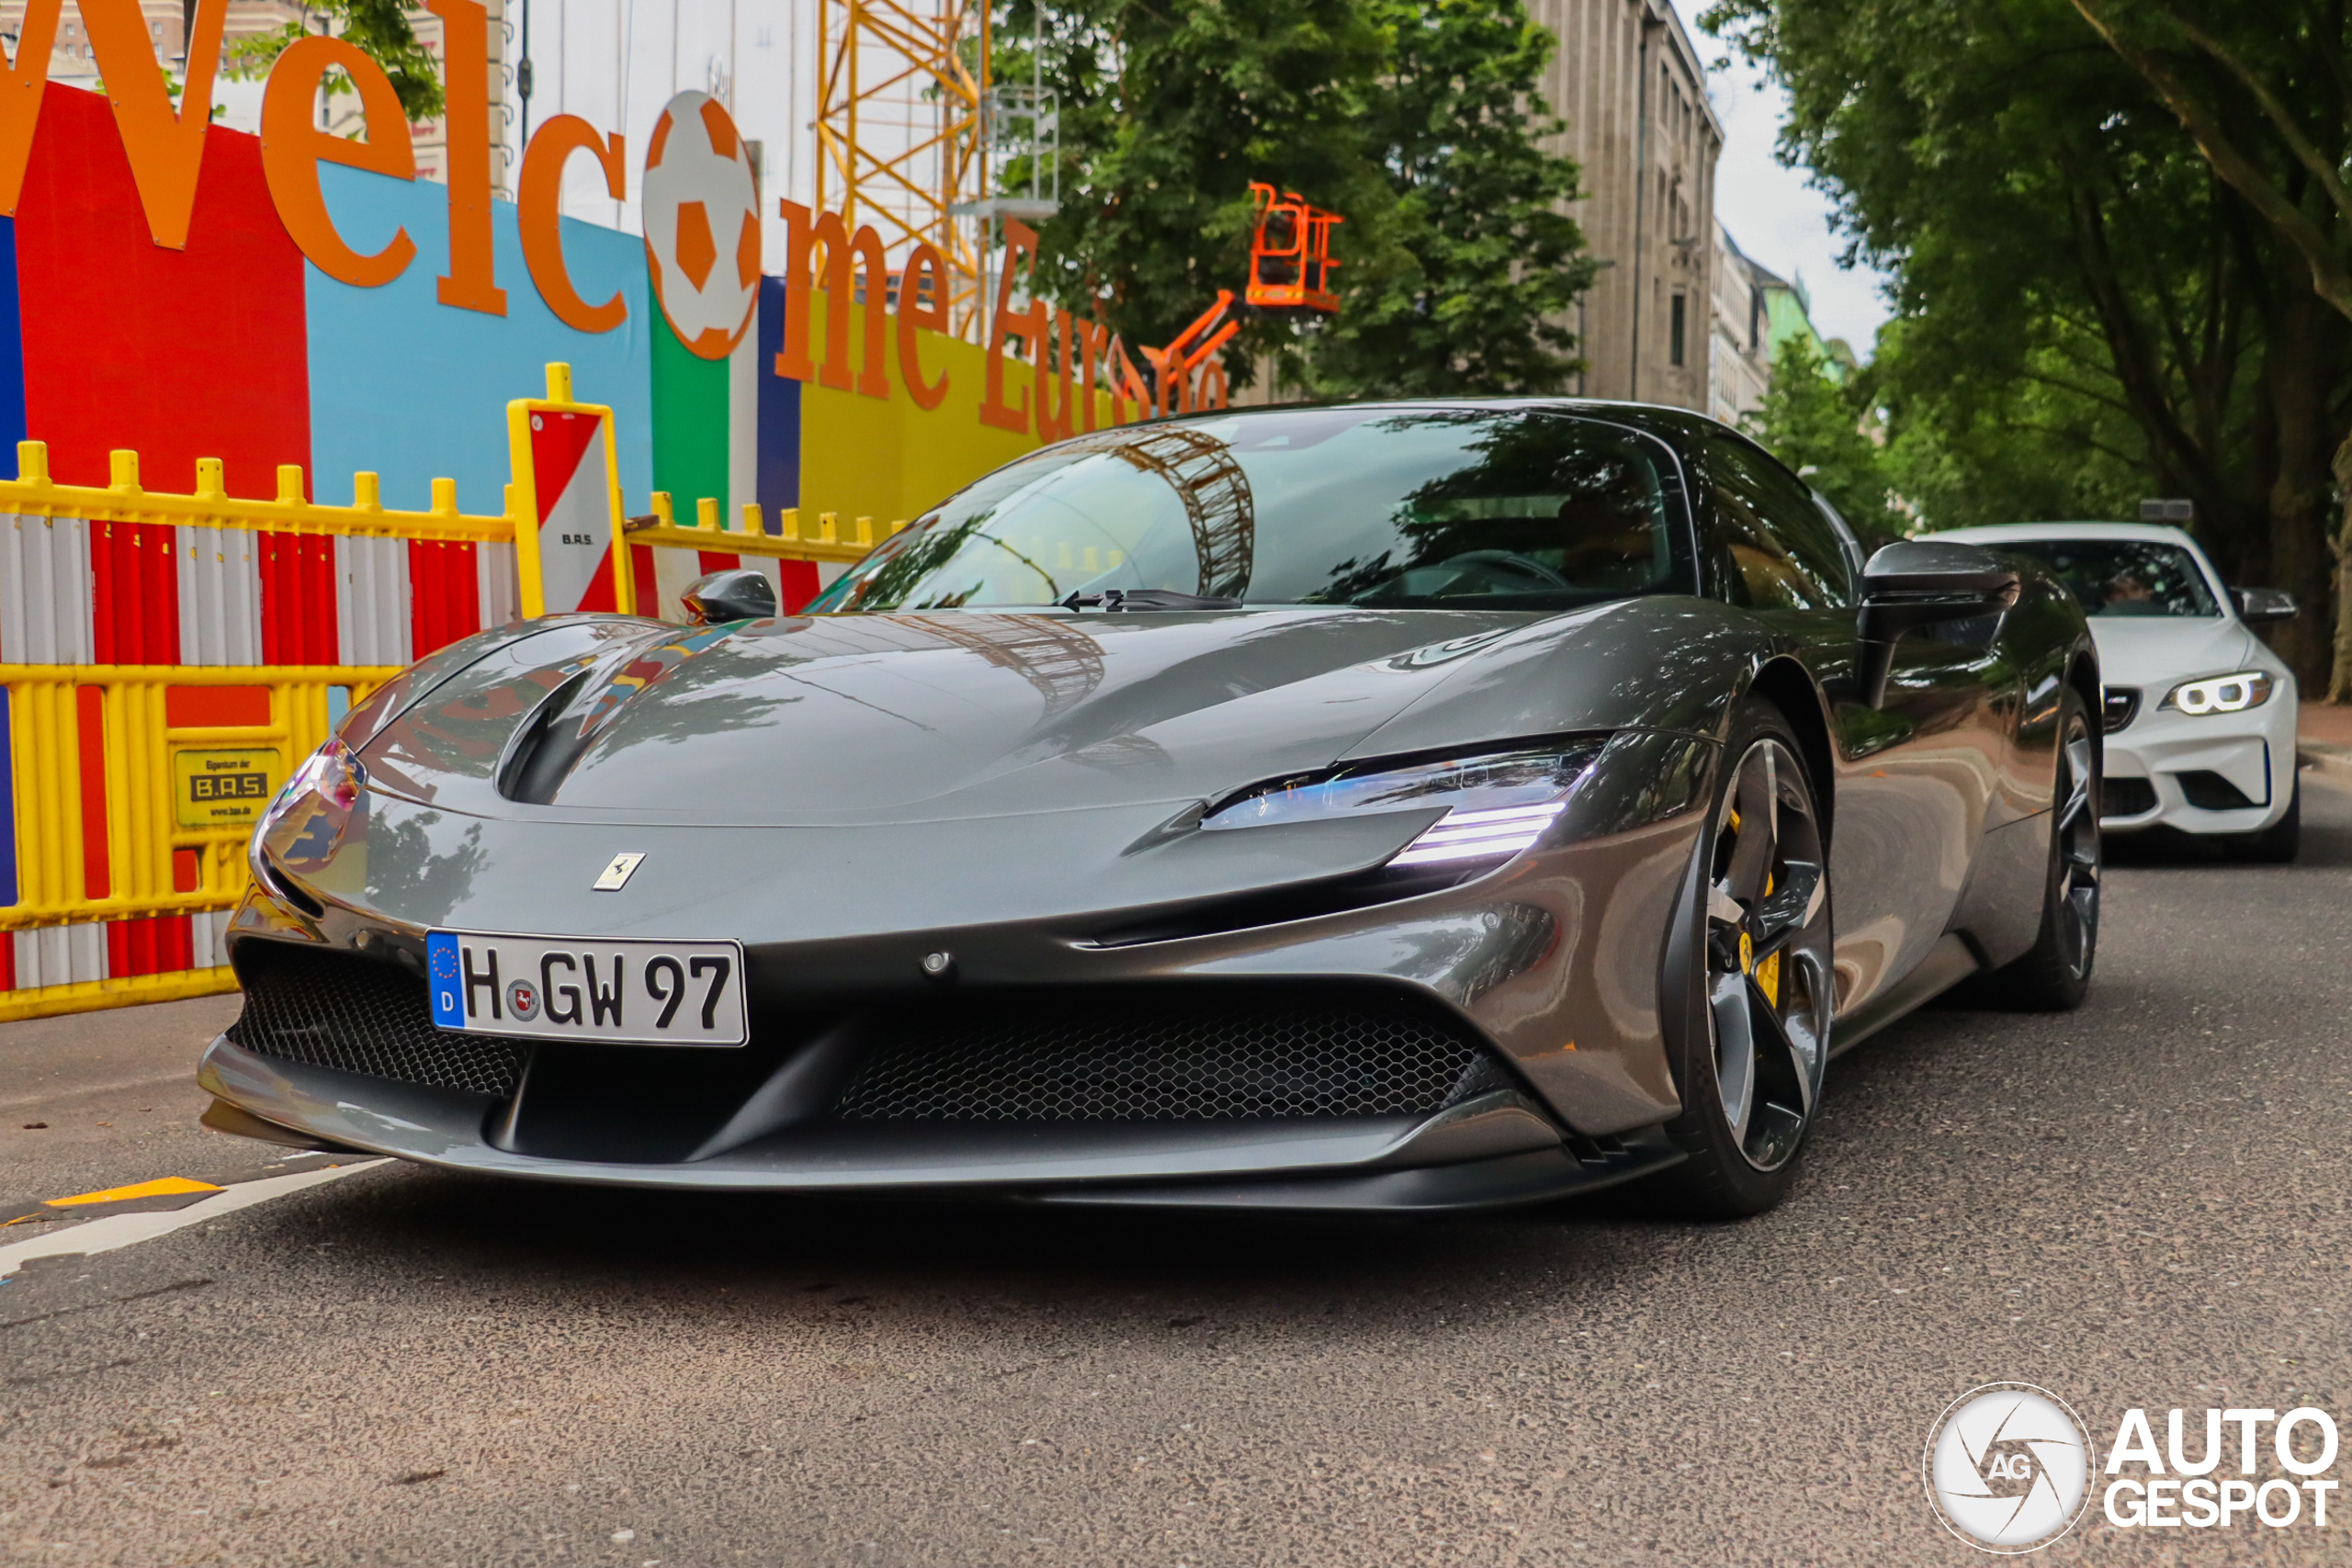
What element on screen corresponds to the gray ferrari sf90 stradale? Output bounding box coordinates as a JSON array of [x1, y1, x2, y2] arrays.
[[202, 401, 2099, 1217]]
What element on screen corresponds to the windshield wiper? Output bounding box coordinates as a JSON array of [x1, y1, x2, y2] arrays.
[[1059, 587, 1243, 612]]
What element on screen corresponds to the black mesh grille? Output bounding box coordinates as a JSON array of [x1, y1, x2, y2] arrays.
[[2102, 777, 2157, 818], [831, 991, 1496, 1122], [2177, 769, 2258, 811], [228, 940, 526, 1097]]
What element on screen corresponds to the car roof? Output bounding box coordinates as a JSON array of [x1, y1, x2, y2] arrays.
[[1159, 396, 1726, 438], [1931, 521, 2201, 548]]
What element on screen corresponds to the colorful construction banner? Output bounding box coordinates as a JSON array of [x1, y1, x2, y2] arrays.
[[0, 36, 1135, 1021]]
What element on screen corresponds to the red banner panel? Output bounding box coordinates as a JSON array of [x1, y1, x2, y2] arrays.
[[14, 86, 310, 498]]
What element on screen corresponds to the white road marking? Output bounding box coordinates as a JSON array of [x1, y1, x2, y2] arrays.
[[0, 1160, 388, 1279]]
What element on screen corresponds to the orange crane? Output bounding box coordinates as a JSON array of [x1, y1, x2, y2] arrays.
[[1246, 182, 1344, 313], [1106, 183, 1345, 419]]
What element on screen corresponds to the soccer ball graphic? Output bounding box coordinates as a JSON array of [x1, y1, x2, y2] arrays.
[[642, 90, 761, 359]]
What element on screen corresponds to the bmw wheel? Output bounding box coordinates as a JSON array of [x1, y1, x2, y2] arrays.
[[1656, 701, 1836, 1218]]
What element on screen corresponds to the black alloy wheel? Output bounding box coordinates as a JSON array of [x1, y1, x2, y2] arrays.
[[1657, 701, 1836, 1217], [1986, 694, 2101, 1009]]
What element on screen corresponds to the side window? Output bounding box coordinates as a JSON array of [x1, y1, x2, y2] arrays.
[[1706, 435, 1855, 609]]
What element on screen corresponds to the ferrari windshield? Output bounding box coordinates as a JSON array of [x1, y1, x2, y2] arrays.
[[1989, 537, 2220, 618], [808, 407, 1695, 613]]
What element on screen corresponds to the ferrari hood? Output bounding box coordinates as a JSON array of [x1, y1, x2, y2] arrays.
[[362, 606, 1566, 826]]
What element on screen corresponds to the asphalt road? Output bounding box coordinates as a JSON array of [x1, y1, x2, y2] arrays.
[[6, 775, 2352, 1567]]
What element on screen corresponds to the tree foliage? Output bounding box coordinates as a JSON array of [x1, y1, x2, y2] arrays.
[[1298, 0, 1595, 397], [1001, 0, 1387, 365], [1703, 0, 2351, 687], [1000, 0, 1592, 394], [2065, 0, 2352, 693], [1740, 334, 1892, 531], [226, 0, 445, 125]]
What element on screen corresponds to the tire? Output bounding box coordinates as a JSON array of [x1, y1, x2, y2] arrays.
[[2228, 777, 2300, 863], [1982, 691, 2100, 1010], [1652, 698, 1836, 1219]]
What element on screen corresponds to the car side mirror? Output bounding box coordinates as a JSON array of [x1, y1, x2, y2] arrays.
[[2232, 586, 2297, 626], [681, 568, 778, 625], [1854, 541, 2020, 708]]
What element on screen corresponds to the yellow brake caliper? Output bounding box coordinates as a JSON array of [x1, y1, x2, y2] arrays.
[[1728, 807, 1782, 1008]]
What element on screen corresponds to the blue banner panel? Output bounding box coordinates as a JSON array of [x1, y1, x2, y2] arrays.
[[755, 276, 801, 521], [305, 166, 654, 516], [0, 216, 27, 458]]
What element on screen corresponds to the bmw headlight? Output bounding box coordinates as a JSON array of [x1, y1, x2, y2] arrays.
[[1202, 742, 1604, 867], [2162, 671, 2274, 716], [253, 736, 368, 877]]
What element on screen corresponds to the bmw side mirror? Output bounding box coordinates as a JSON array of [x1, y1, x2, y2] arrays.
[[1855, 541, 2020, 708], [681, 568, 777, 625], [2232, 586, 2297, 626]]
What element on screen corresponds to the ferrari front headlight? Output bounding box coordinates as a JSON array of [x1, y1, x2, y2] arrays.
[[1202, 742, 1605, 867], [253, 736, 368, 875], [2162, 671, 2274, 716]]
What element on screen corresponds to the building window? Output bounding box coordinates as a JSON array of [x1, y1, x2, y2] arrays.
[[1669, 293, 1688, 367]]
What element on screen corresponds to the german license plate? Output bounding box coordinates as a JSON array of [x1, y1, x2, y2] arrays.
[[424, 931, 747, 1046]]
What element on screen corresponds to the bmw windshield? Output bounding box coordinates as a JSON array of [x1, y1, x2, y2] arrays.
[[1988, 538, 2220, 618], [808, 406, 1697, 614]]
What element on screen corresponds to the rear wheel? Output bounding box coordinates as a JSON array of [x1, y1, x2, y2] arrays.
[[1654, 702, 1835, 1219], [2228, 777, 2300, 863], [1984, 694, 2100, 1010]]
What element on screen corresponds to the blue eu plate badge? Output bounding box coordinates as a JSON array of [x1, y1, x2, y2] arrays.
[[426, 931, 464, 1027]]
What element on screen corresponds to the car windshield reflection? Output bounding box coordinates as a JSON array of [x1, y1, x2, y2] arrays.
[[1987, 538, 2219, 618], [808, 406, 1696, 614]]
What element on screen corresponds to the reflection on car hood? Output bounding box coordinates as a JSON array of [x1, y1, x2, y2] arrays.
[[377, 606, 1595, 826], [2085, 616, 2257, 687]]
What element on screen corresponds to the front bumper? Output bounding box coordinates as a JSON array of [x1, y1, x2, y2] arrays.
[[198, 1037, 1682, 1211], [2100, 682, 2298, 835], [203, 728, 1719, 1210]]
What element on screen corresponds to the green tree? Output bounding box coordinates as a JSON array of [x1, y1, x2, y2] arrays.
[[1298, 0, 1595, 397], [1001, 0, 1594, 393], [1001, 0, 1389, 364], [1871, 324, 2149, 532], [1743, 334, 1891, 530], [2066, 0, 2352, 694], [1703, 0, 2349, 688], [226, 0, 444, 125]]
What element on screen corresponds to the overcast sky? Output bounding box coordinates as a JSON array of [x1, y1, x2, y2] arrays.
[[1664, 0, 1895, 358]]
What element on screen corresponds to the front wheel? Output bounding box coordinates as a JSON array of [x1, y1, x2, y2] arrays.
[[1652, 701, 1836, 1219]]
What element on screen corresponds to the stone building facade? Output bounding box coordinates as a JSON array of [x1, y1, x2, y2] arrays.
[[1709, 220, 1770, 427], [1527, 0, 1721, 411]]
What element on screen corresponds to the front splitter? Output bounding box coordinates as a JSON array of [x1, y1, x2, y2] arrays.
[[198, 1037, 1680, 1213]]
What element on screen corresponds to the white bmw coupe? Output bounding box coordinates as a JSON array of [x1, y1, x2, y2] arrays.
[[1934, 522, 2300, 860]]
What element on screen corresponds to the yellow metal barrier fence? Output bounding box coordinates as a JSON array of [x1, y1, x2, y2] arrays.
[[0, 665, 397, 1021], [2, 364, 905, 1022]]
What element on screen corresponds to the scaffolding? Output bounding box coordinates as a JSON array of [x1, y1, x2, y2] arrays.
[[814, 0, 992, 339]]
